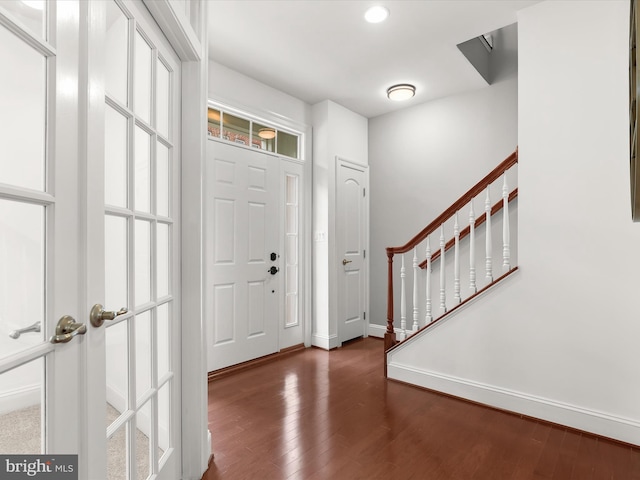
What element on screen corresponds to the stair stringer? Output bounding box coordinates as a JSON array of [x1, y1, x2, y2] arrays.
[[386, 268, 640, 445]]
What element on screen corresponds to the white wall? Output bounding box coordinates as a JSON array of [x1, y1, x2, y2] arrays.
[[208, 60, 312, 127], [389, 0, 640, 445], [312, 100, 368, 349], [369, 24, 518, 328]]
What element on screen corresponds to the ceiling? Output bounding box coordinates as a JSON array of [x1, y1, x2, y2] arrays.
[[207, 1, 540, 119]]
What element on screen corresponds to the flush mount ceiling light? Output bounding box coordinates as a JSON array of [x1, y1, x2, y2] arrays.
[[258, 128, 276, 140], [387, 84, 416, 101], [364, 5, 389, 23]]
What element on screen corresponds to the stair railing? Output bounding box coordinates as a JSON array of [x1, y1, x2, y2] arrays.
[[384, 150, 518, 351]]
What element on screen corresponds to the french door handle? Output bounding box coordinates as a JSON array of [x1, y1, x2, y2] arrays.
[[50, 315, 87, 344], [90, 304, 128, 328], [9, 321, 41, 339]]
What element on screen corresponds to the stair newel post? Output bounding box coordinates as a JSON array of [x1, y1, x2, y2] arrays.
[[412, 248, 419, 332], [469, 201, 477, 293], [485, 187, 493, 282], [425, 237, 433, 324], [385, 250, 396, 350], [439, 225, 447, 313], [454, 212, 461, 304], [399, 253, 407, 340], [502, 173, 511, 271]]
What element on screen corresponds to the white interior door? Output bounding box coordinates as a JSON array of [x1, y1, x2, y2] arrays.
[[206, 140, 281, 371], [0, 1, 183, 479], [90, 1, 183, 478], [0, 0, 85, 462], [337, 159, 369, 344]]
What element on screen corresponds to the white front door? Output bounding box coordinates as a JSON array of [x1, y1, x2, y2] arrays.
[[206, 140, 281, 371], [0, 1, 183, 479], [336, 159, 369, 344]]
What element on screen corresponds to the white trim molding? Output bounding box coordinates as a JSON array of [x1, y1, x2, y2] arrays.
[[387, 362, 640, 446], [311, 333, 340, 350], [369, 323, 402, 339]]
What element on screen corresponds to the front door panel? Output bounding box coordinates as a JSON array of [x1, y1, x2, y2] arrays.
[[206, 141, 280, 371]]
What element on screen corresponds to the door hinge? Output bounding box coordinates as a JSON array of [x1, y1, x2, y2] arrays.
[[363, 312, 366, 320], [363, 188, 366, 197], [363, 249, 366, 259]]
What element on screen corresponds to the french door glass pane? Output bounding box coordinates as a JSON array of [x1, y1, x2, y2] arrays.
[[0, 24, 46, 191], [0, 358, 43, 454], [156, 59, 170, 139], [134, 127, 151, 213], [135, 400, 152, 480], [156, 303, 169, 381], [135, 311, 151, 402], [106, 319, 129, 426], [157, 223, 169, 299], [156, 142, 170, 217], [105, 106, 129, 208], [157, 381, 170, 460], [135, 220, 151, 306], [134, 32, 152, 125], [0, 199, 44, 358], [0, 1, 46, 40], [105, 215, 128, 310], [107, 423, 128, 480], [105, 0, 129, 106]]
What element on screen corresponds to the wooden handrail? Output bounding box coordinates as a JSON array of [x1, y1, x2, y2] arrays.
[[386, 150, 518, 256], [418, 188, 518, 269], [384, 149, 518, 345]]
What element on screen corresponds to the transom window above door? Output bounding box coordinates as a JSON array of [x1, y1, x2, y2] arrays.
[[207, 106, 299, 159]]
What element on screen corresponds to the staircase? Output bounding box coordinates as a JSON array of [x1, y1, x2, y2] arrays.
[[383, 150, 519, 361]]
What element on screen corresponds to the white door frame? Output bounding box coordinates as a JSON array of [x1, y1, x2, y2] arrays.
[[335, 156, 370, 344], [206, 98, 313, 351]]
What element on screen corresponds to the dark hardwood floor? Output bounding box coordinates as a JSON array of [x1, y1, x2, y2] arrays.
[[203, 337, 640, 480]]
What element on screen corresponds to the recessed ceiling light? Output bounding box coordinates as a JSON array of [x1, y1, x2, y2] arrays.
[[364, 6, 389, 24], [387, 84, 416, 101]]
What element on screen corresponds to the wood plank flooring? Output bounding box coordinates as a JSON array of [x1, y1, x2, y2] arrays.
[[203, 337, 640, 480]]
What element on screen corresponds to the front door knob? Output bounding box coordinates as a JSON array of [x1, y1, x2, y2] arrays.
[[268, 266, 279, 275]]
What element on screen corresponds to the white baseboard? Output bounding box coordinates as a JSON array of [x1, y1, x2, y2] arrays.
[[0, 384, 40, 416], [387, 362, 640, 446], [311, 333, 339, 350], [369, 323, 415, 340]]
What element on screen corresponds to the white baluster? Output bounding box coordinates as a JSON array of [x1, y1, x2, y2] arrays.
[[425, 237, 433, 323], [400, 253, 407, 340], [469, 201, 477, 293], [454, 212, 461, 304], [412, 248, 419, 332], [485, 187, 493, 281], [440, 225, 447, 313], [502, 173, 510, 271]]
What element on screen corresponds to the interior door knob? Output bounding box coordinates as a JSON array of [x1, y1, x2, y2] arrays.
[[342, 259, 352, 265], [90, 304, 128, 328], [50, 315, 87, 344], [268, 266, 279, 275]]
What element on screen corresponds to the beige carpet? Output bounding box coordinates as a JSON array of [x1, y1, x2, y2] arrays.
[[0, 403, 161, 480]]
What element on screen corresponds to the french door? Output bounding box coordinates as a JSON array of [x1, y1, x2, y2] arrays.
[[0, 1, 182, 479]]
